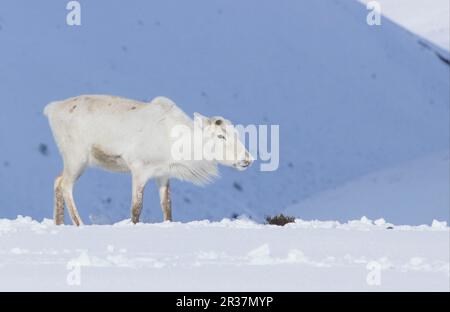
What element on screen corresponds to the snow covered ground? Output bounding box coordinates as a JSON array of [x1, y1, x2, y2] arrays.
[[0, 217, 448, 291], [359, 0, 450, 51]]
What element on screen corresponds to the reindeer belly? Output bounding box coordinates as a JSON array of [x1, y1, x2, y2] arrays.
[[90, 145, 130, 172]]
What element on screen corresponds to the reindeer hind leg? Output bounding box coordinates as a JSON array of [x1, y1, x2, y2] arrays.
[[61, 157, 87, 226], [53, 175, 65, 225], [61, 177, 84, 226]]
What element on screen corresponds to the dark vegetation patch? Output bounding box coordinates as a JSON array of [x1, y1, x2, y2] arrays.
[[233, 182, 242, 191], [101, 197, 112, 205], [38, 143, 48, 156], [265, 214, 296, 226]]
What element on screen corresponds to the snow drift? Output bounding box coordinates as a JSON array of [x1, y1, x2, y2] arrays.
[[0, 216, 448, 291]]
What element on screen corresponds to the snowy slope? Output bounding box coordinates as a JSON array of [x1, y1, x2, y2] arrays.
[[359, 0, 450, 51], [0, 1, 448, 224], [0, 217, 448, 291], [284, 151, 450, 224]]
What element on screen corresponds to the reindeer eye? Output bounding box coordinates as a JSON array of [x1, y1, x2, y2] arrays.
[[217, 134, 226, 140]]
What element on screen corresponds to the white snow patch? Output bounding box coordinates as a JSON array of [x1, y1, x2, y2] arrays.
[[0, 217, 448, 291], [359, 0, 450, 50]]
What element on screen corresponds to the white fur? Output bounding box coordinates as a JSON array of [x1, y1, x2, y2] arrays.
[[44, 95, 252, 225]]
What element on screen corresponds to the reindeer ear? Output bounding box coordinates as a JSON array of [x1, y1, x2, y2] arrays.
[[194, 112, 210, 128]]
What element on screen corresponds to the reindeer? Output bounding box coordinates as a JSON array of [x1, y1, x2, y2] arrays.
[[44, 95, 253, 226]]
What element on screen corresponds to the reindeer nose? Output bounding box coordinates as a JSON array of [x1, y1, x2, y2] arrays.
[[240, 159, 252, 168]]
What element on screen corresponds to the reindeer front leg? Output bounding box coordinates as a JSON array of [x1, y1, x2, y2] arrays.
[[156, 177, 172, 221], [131, 174, 147, 224]]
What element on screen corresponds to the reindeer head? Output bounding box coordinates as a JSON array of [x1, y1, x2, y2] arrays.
[[194, 113, 253, 170]]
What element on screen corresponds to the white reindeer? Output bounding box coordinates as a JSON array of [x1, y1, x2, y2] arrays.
[[44, 95, 253, 226]]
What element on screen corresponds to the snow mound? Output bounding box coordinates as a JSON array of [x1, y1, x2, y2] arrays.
[[0, 216, 448, 291]]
